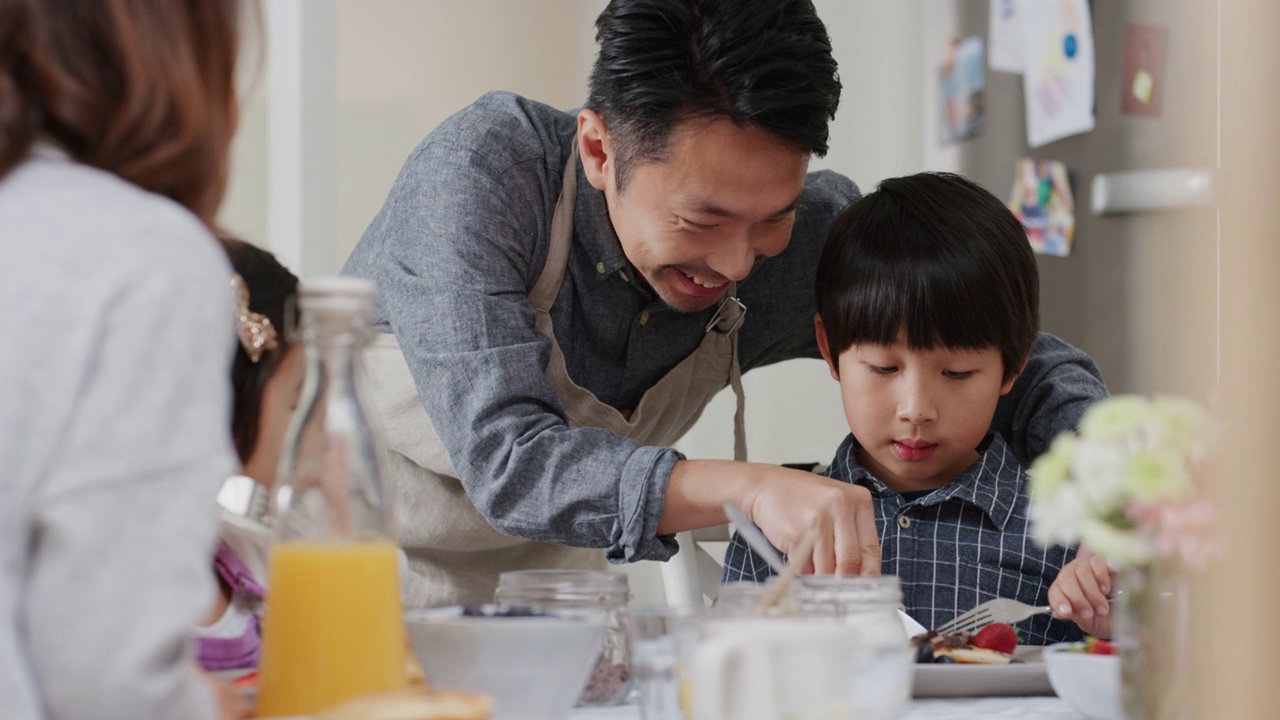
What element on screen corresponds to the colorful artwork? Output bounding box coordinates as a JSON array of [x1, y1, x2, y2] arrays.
[[1121, 24, 1168, 117], [1008, 158, 1075, 257], [939, 35, 986, 144], [1021, 0, 1096, 148], [988, 0, 1023, 73]]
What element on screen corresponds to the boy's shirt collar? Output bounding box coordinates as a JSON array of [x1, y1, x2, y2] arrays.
[[827, 432, 1023, 531]]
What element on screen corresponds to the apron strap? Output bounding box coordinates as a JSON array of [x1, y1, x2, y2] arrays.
[[707, 291, 748, 463], [529, 142, 579, 311]]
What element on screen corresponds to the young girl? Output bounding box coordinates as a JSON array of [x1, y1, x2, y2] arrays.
[[194, 238, 303, 672], [0, 2, 254, 718]]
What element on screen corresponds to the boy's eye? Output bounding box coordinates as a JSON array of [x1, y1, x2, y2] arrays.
[[869, 365, 897, 375], [942, 370, 974, 380]]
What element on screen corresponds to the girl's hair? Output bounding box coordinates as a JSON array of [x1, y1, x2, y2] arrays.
[[221, 237, 299, 465], [0, 0, 254, 226], [816, 172, 1040, 382]]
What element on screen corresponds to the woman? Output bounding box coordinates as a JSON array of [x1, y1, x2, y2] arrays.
[[0, 1, 256, 718]]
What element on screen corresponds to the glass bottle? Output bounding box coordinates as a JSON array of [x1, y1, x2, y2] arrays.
[[798, 575, 912, 720], [255, 277, 406, 717], [495, 569, 632, 706]]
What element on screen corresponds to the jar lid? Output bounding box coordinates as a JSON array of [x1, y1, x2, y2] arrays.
[[496, 569, 629, 605], [798, 575, 903, 608], [297, 276, 378, 313]]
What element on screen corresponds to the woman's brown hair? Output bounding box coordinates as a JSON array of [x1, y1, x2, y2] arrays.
[[0, 0, 252, 226]]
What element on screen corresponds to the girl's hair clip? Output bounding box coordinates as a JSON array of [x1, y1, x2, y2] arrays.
[[231, 274, 279, 363]]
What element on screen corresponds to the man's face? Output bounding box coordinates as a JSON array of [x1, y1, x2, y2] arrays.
[[592, 117, 810, 312]]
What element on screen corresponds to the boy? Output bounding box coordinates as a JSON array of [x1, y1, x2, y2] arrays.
[[722, 172, 1092, 645]]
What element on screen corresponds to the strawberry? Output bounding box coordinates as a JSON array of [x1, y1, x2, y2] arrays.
[[1085, 637, 1118, 655], [970, 622, 1019, 655]]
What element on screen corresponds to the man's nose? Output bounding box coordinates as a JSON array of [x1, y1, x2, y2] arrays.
[[706, 229, 756, 282]]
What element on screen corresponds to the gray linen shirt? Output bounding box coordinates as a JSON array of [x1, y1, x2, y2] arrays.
[[342, 91, 1108, 563]]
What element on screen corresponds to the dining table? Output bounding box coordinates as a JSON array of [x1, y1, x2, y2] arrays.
[[569, 695, 1085, 720]]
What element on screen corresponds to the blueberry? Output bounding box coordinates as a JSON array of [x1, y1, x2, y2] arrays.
[[934, 655, 957, 664], [915, 644, 935, 664]]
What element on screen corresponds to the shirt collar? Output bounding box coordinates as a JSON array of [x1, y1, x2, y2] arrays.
[[573, 162, 634, 281], [829, 432, 1023, 530]]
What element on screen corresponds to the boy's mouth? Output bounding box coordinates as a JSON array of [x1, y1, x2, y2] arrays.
[[892, 440, 938, 462]]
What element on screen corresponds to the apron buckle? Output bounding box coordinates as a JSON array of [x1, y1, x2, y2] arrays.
[[705, 295, 747, 334]]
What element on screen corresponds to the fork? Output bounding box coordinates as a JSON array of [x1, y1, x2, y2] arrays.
[[934, 598, 1052, 635]]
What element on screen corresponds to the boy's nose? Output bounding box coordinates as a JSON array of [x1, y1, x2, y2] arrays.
[[898, 390, 938, 424]]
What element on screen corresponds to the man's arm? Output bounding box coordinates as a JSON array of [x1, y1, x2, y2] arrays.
[[993, 333, 1110, 465], [344, 99, 681, 562]]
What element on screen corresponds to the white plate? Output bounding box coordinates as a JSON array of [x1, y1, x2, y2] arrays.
[[912, 645, 1054, 698]]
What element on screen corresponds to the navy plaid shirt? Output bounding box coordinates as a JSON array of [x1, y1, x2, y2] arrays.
[[722, 433, 1084, 645]]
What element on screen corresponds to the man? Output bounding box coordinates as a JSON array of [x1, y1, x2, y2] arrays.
[[343, 0, 1107, 608]]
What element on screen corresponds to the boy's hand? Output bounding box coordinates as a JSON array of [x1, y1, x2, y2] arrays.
[[1049, 550, 1115, 638]]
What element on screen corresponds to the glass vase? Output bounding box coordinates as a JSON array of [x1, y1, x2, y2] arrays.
[[1114, 561, 1191, 720]]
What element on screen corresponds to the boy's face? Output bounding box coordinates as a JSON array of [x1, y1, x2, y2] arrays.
[[578, 111, 808, 312], [816, 320, 1021, 494]]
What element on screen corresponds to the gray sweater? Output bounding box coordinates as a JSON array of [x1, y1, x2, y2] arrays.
[[0, 147, 236, 720]]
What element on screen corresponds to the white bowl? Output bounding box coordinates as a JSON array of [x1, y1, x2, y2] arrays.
[[1043, 642, 1123, 720], [405, 605, 606, 720]]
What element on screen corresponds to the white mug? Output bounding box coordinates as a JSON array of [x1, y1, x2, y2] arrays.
[[688, 618, 860, 720]]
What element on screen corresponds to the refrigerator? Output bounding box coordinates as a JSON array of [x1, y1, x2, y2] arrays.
[[924, 0, 1220, 400]]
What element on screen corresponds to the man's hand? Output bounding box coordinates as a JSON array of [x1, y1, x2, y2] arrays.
[[1048, 549, 1114, 638], [661, 460, 881, 576]]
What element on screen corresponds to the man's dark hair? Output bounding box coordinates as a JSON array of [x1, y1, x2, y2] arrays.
[[586, 0, 840, 189], [815, 172, 1040, 382]]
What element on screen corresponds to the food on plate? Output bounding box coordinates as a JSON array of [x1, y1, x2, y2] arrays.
[[912, 623, 1022, 665], [1067, 636, 1118, 655], [315, 686, 492, 720], [971, 622, 1019, 655]]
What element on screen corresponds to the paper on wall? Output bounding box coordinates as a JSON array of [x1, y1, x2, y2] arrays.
[[988, 0, 1023, 73], [1021, 0, 1096, 148]]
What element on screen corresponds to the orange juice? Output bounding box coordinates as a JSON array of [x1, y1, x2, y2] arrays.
[[255, 541, 406, 716]]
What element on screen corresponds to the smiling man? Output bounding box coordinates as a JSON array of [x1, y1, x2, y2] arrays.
[[341, 0, 1107, 608]]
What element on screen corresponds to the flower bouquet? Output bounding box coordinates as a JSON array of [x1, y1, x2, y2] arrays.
[[1027, 394, 1218, 720]]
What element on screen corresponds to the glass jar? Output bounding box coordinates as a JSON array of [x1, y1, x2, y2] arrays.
[[713, 580, 800, 617], [798, 575, 912, 720], [256, 277, 406, 717], [495, 569, 632, 706]]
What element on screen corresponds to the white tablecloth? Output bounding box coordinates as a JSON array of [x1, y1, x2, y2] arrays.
[[570, 696, 1084, 720]]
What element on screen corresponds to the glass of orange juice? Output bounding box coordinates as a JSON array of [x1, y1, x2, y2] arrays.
[[255, 278, 406, 716]]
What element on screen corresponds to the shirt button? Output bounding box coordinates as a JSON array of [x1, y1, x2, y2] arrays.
[[596, 261, 606, 274], [639, 311, 649, 326], [618, 270, 630, 283], [897, 515, 912, 529]]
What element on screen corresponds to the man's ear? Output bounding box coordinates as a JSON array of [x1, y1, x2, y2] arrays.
[[1000, 354, 1031, 395], [814, 314, 839, 380], [577, 109, 613, 192]]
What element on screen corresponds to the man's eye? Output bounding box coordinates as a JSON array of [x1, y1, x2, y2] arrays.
[[680, 218, 717, 230], [869, 365, 897, 375], [943, 370, 974, 380]]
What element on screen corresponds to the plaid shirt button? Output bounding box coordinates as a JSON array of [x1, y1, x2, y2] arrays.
[[897, 515, 912, 529]]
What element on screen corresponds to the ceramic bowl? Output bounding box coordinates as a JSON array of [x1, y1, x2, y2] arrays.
[[1043, 642, 1123, 720], [404, 605, 606, 720]]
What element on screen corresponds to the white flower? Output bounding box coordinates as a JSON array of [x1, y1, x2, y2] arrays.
[[1124, 449, 1190, 502], [1029, 481, 1088, 548], [1027, 394, 1217, 568], [1078, 395, 1149, 440], [1080, 517, 1155, 567]]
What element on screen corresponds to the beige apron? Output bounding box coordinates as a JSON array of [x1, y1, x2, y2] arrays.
[[364, 145, 747, 608]]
